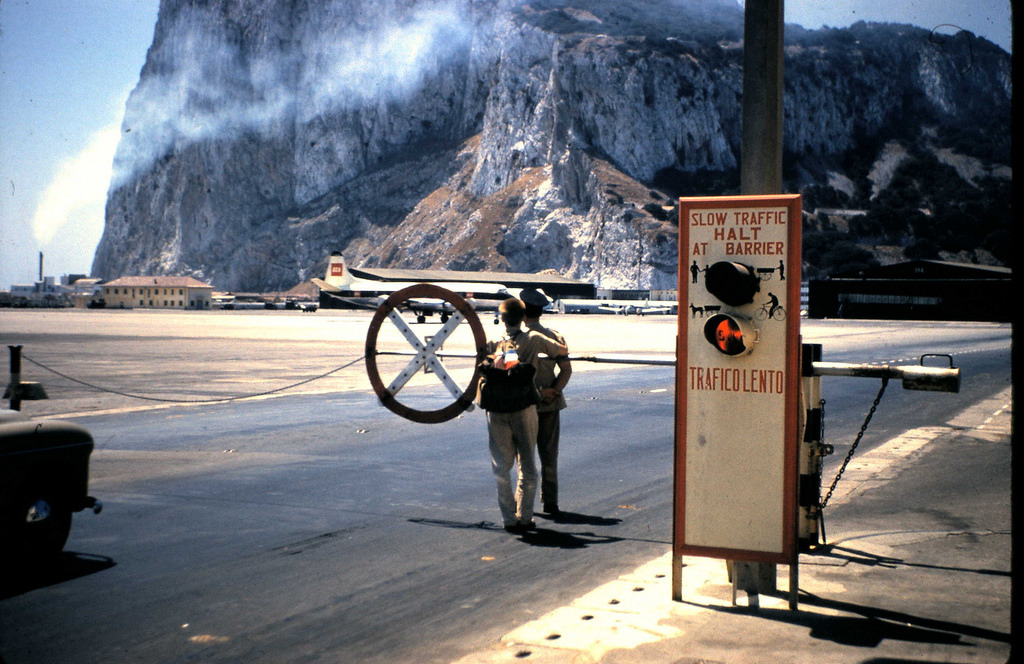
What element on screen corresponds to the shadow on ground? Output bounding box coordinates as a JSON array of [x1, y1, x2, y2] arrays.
[[0, 551, 116, 600]]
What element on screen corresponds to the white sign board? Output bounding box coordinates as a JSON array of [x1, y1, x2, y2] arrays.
[[674, 195, 801, 563]]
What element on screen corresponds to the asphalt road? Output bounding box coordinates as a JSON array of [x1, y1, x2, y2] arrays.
[[0, 310, 1012, 663]]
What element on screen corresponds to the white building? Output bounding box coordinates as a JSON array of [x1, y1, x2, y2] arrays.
[[101, 276, 213, 310], [9, 277, 70, 305]]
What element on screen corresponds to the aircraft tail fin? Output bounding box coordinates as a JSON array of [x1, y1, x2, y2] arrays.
[[325, 252, 353, 287]]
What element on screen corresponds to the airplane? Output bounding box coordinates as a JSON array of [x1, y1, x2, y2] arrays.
[[560, 298, 677, 316], [312, 252, 514, 323], [617, 300, 677, 316]]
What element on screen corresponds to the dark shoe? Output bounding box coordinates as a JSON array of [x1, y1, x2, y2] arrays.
[[543, 504, 560, 516], [504, 520, 536, 534]]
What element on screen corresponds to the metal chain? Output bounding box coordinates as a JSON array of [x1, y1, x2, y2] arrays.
[[815, 395, 829, 547], [819, 377, 889, 510], [21, 353, 367, 404], [816, 395, 827, 496]]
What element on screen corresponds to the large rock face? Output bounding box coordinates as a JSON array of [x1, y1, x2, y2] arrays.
[[92, 0, 1012, 291]]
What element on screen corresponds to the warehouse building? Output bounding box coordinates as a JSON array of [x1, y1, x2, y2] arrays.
[[808, 260, 1011, 322], [346, 265, 595, 300]]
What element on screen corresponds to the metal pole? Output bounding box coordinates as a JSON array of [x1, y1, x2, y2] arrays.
[[735, 0, 786, 603], [811, 361, 961, 393], [376, 350, 678, 366], [799, 344, 824, 551], [740, 0, 785, 195], [375, 350, 960, 391]]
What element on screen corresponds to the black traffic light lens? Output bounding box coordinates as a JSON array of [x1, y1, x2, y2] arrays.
[[704, 261, 760, 306]]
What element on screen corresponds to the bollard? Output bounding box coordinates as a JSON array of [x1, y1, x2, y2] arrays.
[[4, 345, 48, 410], [7, 345, 22, 411]]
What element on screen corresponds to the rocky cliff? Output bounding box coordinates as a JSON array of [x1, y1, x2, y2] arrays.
[[92, 0, 1012, 291]]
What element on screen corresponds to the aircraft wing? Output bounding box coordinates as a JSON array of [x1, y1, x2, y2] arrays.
[[464, 298, 504, 312], [404, 298, 456, 314], [311, 277, 340, 292], [635, 306, 673, 315], [320, 291, 384, 310]]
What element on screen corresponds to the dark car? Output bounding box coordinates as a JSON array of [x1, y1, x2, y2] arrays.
[[0, 410, 101, 560]]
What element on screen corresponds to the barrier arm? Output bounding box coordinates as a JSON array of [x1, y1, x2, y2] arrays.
[[374, 350, 960, 393], [811, 355, 960, 393]]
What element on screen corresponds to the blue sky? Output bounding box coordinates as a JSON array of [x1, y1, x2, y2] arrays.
[[0, 0, 1012, 288]]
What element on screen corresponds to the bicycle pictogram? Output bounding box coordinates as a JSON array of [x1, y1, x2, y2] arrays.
[[754, 300, 786, 321]]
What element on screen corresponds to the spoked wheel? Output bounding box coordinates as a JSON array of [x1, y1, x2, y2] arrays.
[[364, 284, 489, 424]]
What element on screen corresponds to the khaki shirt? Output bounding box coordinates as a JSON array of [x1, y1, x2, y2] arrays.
[[525, 320, 569, 412], [487, 326, 565, 369]]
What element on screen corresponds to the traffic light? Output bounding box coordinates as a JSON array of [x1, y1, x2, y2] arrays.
[[704, 261, 760, 305], [701, 261, 760, 356], [703, 313, 758, 356]]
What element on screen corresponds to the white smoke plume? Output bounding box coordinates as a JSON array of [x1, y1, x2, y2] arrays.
[[32, 123, 119, 246], [110, 0, 475, 189]]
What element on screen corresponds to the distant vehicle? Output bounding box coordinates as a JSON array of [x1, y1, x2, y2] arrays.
[[211, 294, 235, 308], [284, 300, 318, 312], [219, 301, 266, 310], [312, 252, 513, 323], [0, 410, 102, 561]]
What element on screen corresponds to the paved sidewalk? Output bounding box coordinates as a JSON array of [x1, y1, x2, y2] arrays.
[[453, 389, 1013, 664]]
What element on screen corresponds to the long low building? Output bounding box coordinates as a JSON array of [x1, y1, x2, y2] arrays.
[[808, 260, 1011, 322], [346, 265, 595, 300], [101, 276, 214, 310]]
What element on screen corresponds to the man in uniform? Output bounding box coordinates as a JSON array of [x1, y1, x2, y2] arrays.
[[520, 288, 572, 517], [483, 297, 567, 533]]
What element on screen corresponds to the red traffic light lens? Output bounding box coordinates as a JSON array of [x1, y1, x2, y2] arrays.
[[715, 318, 741, 349]]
